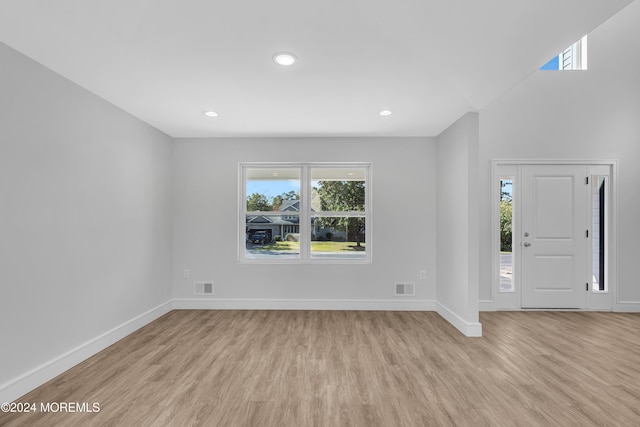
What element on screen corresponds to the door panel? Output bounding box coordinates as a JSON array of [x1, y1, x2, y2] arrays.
[[521, 165, 587, 308], [533, 176, 574, 239], [530, 255, 574, 291]]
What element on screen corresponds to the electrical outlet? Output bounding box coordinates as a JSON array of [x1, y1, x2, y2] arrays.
[[419, 270, 426, 280], [183, 269, 190, 279]]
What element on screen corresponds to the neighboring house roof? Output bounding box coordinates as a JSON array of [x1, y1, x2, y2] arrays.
[[247, 216, 273, 224], [247, 201, 305, 226], [280, 200, 300, 212], [247, 215, 299, 225]]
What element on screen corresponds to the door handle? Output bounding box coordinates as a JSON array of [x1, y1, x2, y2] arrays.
[[524, 242, 531, 247]]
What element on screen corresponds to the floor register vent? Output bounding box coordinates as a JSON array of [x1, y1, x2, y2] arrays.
[[395, 282, 415, 296], [194, 281, 214, 295]]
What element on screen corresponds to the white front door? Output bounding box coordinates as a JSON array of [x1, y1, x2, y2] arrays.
[[521, 165, 588, 309]]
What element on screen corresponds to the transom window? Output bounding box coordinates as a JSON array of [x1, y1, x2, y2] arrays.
[[240, 163, 371, 263], [540, 35, 588, 71]]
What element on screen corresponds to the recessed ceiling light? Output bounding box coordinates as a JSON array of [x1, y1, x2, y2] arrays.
[[273, 52, 297, 66], [379, 110, 393, 116], [203, 110, 218, 117]]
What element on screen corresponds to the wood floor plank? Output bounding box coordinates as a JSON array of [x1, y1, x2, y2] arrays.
[[2, 310, 640, 426]]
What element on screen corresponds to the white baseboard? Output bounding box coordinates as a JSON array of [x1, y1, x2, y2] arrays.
[[481, 300, 640, 312], [172, 298, 436, 311], [436, 302, 483, 337], [0, 300, 173, 404]]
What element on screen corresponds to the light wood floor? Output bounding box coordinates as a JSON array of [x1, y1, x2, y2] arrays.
[[2, 310, 640, 426]]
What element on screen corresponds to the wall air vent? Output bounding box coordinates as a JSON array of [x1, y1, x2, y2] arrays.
[[395, 282, 415, 296], [194, 281, 214, 295]]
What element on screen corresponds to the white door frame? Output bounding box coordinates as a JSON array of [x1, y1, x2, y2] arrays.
[[491, 159, 617, 311]]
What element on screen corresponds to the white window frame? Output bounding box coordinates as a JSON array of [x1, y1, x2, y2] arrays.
[[239, 162, 372, 264]]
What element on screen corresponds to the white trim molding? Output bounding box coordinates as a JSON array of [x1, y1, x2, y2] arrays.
[[0, 301, 173, 404], [173, 298, 436, 312], [436, 302, 483, 337]]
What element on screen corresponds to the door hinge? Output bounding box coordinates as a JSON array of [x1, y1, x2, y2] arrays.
[[585, 176, 589, 185], [586, 229, 589, 238], [586, 283, 589, 291]]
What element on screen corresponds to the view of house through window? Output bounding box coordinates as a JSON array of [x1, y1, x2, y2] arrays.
[[244, 167, 301, 260], [241, 164, 370, 263]]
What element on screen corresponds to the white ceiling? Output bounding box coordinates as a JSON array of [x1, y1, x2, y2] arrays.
[[0, 0, 633, 137]]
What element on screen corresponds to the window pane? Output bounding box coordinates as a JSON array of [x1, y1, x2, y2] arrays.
[[592, 176, 606, 292], [311, 167, 366, 212], [499, 177, 514, 292], [245, 167, 301, 260], [246, 167, 300, 212], [540, 35, 587, 71], [245, 216, 300, 260], [311, 216, 366, 259]]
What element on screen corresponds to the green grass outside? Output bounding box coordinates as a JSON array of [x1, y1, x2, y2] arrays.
[[254, 241, 365, 252], [311, 241, 366, 252], [256, 241, 299, 251]]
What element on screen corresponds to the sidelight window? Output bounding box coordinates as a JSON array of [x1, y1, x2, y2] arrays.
[[591, 175, 607, 292], [499, 176, 515, 292]]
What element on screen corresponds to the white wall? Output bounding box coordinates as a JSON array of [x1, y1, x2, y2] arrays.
[[479, 1, 640, 310], [0, 42, 174, 402], [436, 113, 482, 336], [171, 137, 436, 309]]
